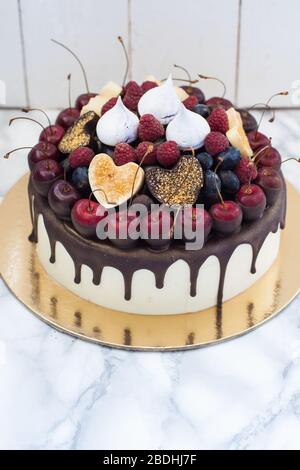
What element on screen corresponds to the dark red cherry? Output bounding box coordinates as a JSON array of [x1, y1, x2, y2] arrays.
[[247, 131, 270, 151], [48, 179, 80, 219], [71, 199, 106, 238], [236, 184, 266, 221], [32, 159, 62, 197], [75, 93, 97, 111], [28, 142, 59, 170], [181, 85, 205, 103], [205, 97, 233, 110], [56, 107, 80, 129], [256, 167, 283, 205], [209, 200, 242, 234], [141, 208, 173, 251], [256, 146, 281, 170], [39, 125, 65, 146], [107, 210, 139, 250], [180, 207, 212, 244]]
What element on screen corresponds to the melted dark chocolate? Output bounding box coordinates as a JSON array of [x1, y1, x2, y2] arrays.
[[28, 176, 286, 309]]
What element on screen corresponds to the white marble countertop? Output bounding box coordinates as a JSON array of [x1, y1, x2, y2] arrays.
[[0, 109, 300, 450]]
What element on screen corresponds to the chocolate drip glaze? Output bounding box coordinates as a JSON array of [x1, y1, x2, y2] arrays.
[[28, 176, 286, 309]]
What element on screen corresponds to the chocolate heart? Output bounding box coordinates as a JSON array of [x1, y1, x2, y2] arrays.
[[88, 153, 145, 208], [58, 111, 98, 154], [145, 156, 203, 206]]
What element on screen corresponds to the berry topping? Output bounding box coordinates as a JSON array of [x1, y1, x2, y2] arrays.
[[205, 97, 233, 110], [48, 180, 80, 219], [69, 147, 95, 168], [204, 131, 229, 156], [207, 107, 229, 134], [183, 95, 199, 110], [234, 158, 258, 184], [123, 81, 143, 112], [216, 147, 241, 170], [113, 143, 137, 166], [181, 85, 205, 104], [256, 167, 283, 206], [196, 152, 214, 171], [236, 183, 266, 220], [101, 97, 118, 115], [71, 199, 105, 238], [138, 114, 165, 142], [238, 109, 257, 133], [203, 170, 221, 196], [141, 81, 158, 94], [71, 166, 90, 195], [256, 146, 281, 170], [210, 200, 242, 234], [219, 170, 240, 194], [39, 125, 65, 146], [156, 141, 180, 167], [247, 131, 270, 151], [136, 142, 157, 165], [193, 103, 210, 118]]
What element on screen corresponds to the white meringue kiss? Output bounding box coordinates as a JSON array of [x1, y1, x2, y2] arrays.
[[138, 74, 181, 124], [96, 96, 139, 146], [166, 104, 211, 150]]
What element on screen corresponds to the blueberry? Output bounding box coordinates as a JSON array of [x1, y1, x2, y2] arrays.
[[71, 166, 90, 195], [216, 147, 241, 170], [60, 157, 71, 174], [193, 104, 210, 119], [101, 145, 114, 157], [204, 170, 221, 196], [219, 170, 240, 194], [196, 152, 214, 171]]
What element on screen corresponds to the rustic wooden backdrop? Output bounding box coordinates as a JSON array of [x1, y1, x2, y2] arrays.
[[0, 0, 299, 109]]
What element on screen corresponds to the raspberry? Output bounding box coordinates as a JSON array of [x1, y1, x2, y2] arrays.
[[183, 95, 199, 110], [235, 158, 258, 184], [138, 114, 165, 142], [141, 81, 158, 94], [102, 97, 118, 115], [207, 108, 229, 134], [156, 141, 180, 168], [204, 132, 229, 156], [124, 81, 137, 94], [205, 97, 233, 110], [113, 143, 137, 166], [123, 81, 143, 111], [69, 147, 95, 168], [136, 142, 157, 165]]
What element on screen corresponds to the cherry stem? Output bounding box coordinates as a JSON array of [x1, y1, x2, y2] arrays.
[[173, 64, 198, 85], [129, 144, 154, 207], [67, 73, 72, 108], [22, 107, 53, 130], [255, 91, 288, 139], [9, 116, 46, 133], [280, 157, 300, 165], [88, 188, 117, 210], [248, 103, 276, 123], [161, 77, 198, 84], [51, 38, 89, 93], [3, 146, 33, 159], [198, 74, 226, 98], [118, 36, 129, 87]]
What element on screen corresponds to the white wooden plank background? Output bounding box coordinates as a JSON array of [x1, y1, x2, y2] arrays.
[[0, 0, 27, 107], [1, 0, 300, 109]]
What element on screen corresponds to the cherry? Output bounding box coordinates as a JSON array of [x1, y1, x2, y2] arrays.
[[39, 124, 65, 146], [141, 207, 173, 251], [131, 194, 154, 212], [256, 167, 283, 205], [48, 179, 80, 219], [3, 142, 59, 170], [75, 93, 97, 111], [69, 147, 95, 169], [238, 109, 257, 133], [256, 146, 281, 170], [236, 184, 266, 221], [71, 199, 105, 238], [247, 131, 270, 151], [56, 108, 80, 129], [180, 207, 212, 244], [235, 158, 258, 184], [210, 200, 242, 235], [107, 210, 139, 250], [31, 159, 62, 197]]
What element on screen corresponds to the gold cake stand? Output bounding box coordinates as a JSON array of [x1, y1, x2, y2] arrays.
[[0, 174, 299, 351]]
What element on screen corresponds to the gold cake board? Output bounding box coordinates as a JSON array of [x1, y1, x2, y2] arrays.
[[0, 174, 299, 351]]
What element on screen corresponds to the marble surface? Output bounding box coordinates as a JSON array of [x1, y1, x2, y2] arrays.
[[0, 109, 300, 450]]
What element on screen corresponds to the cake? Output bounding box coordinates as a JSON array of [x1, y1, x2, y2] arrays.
[[6, 41, 287, 315]]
